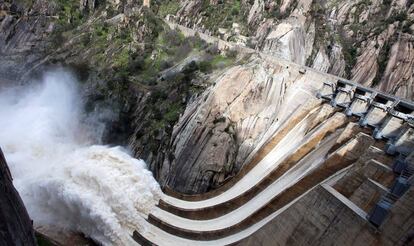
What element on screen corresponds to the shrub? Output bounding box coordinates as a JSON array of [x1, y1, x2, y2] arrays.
[[159, 60, 173, 70], [157, 1, 181, 18], [164, 29, 185, 46], [206, 43, 220, 55], [182, 61, 199, 75], [128, 56, 145, 71], [231, 7, 239, 16], [199, 61, 213, 73]]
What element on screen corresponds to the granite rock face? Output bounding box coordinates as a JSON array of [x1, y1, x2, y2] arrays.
[[159, 61, 287, 193], [0, 0, 59, 82], [0, 148, 37, 246], [166, 0, 414, 100], [377, 33, 414, 99], [152, 55, 334, 193]]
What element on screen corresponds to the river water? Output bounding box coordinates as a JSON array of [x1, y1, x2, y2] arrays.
[[0, 71, 161, 245]]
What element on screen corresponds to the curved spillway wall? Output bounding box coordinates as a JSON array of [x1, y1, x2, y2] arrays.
[[0, 71, 161, 245], [132, 55, 414, 245]]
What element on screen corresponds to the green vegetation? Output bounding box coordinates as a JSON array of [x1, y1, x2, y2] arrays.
[[136, 28, 237, 153], [47, 1, 240, 159], [54, 0, 84, 29], [147, 98, 183, 137], [342, 38, 358, 76], [198, 0, 249, 36], [50, 0, 89, 47], [213, 116, 226, 125], [36, 234, 55, 246], [114, 48, 130, 68], [134, 28, 187, 83], [307, 0, 408, 78], [164, 102, 182, 123], [372, 41, 391, 86], [199, 54, 235, 73], [157, 1, 181, 18]]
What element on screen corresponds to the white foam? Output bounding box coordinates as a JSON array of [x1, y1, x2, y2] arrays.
[[0, 70, 161, 245]]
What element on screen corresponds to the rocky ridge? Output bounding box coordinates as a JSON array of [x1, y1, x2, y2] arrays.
[[160, 0, 414, 100]]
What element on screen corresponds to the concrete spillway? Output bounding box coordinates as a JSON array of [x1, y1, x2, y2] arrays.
[[148, 132, 377, 240], [153, 130, 341, 230], [128, 22, 414, 243], [158, 112, 349, 219], [161, 104, 338, 211], [133, 169, 357, 246], [134, 106, 412, 245], [120, 22, 414, 245], [131, 53, 414, 245]]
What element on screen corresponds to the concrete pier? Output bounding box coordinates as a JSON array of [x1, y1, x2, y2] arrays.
[[345, 89, 375, 117], [331, 81, 355, 108], [316, 81, 336, 101], [359, 96, 394, 128], [316, 80, 414, 153], [373, 108, 411, 140], [386, 122, 414, 156]]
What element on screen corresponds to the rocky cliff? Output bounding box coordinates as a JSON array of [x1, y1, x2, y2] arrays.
[[158, 59, 289, 193], [158, 0, 414, 100]]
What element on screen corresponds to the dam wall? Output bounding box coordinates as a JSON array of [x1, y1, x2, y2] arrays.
[[238, 172, 414, 246], [131, 20, 414, 246], [238, 184, 414, 246]]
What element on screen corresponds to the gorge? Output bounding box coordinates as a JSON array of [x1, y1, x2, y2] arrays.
[[1, 0, 414, 245]]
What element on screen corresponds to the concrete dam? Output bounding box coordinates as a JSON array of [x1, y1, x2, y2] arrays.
[[132, 77, 414, 245], [127, 23, 414, 246]]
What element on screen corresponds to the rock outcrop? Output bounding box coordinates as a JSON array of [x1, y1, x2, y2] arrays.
[[0, 148, 37, 246], [159, 61, 288, 193], [377, 33, 414, 99], [0, 0, 58, 82], [153, 53, 338, 193]]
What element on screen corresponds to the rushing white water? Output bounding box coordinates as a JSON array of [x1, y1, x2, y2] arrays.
[[0, 71, 161, 245]]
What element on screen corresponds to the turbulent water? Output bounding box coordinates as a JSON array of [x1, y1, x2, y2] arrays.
[[0, 71, 161, 245]]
